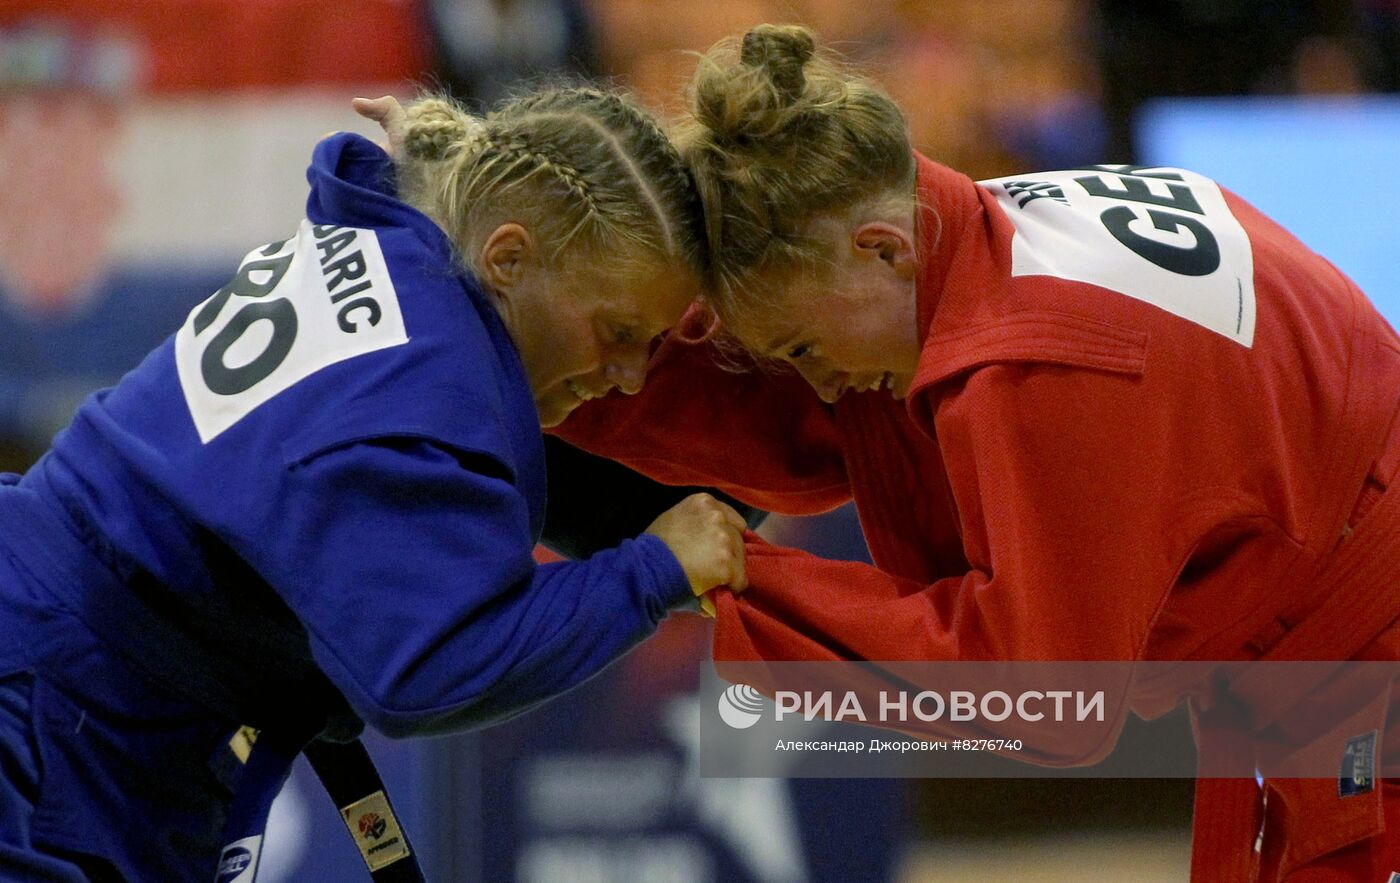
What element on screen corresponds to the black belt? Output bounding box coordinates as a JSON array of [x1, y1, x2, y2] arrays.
[[216, 727, 425, 882], [305, 739, 425, 882]]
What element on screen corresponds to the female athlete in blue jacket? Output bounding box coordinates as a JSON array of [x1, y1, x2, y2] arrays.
[[0, 89, 745, 881]]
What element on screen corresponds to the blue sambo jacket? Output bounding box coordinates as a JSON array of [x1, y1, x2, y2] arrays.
[[0, 133, 692, 740]]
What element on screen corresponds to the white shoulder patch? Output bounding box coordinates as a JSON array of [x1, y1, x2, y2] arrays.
[[982, 166, 1255, 347], [175, 220, 409, 442]]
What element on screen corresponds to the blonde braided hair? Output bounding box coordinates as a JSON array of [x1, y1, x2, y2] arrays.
[[394, 88, 704, 277]]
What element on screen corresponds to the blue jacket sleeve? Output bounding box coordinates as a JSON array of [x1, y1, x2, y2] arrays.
[[246, 436, 693, 738]]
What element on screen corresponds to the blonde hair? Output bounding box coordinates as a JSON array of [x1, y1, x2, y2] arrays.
[[679, 24, 915, 321], [394, 87, 705, 278]]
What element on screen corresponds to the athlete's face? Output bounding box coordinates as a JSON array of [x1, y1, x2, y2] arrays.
[[521, 259, 697, 427], [729, 218, 922, 404], [482, 227, 697, 427]]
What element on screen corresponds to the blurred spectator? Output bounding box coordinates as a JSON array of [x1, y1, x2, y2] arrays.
[[1359, 0, 1400, 89], [1093, 0, 1389, 162], [587, 0, 1106, 179], [879, 0, 1107, 177], [587, 0, 791, 113], [425, 0, 600, 105]]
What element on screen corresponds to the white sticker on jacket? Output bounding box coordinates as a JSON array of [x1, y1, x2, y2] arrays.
[[214, 835, 261, 883], [984, 166, 1256, 347], [176, 220, 409, 442]]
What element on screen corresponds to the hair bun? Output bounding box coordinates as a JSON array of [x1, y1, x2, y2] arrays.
[[402, 97, 482, 162], [740, 24, 814, 99]]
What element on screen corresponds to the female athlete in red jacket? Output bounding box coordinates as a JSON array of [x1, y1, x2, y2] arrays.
[[552, 25, 1400, 882]]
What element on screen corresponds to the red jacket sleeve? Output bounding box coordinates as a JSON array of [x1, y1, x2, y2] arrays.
[[550, 335, 851, 515]]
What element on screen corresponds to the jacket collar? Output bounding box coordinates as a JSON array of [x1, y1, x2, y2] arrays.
[[912, 151, 984, 345], [305, 133, 455, 263]]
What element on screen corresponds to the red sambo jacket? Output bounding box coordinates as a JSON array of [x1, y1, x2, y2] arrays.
[[556, 154, 1400, 880]]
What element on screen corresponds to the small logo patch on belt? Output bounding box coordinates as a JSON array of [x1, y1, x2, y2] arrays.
[[1338, 731, 1376, 798], [340, 790, 411, 871]]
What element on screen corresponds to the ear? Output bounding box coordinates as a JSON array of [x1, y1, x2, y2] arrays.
[[478, 223, 535, 294], [852, 221, 917, 278]]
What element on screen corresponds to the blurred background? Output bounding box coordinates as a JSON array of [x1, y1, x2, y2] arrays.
[[1, 1, 1397, 880]]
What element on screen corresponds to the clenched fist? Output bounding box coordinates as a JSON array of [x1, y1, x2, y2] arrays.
[[645, 493, 749, 600]]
